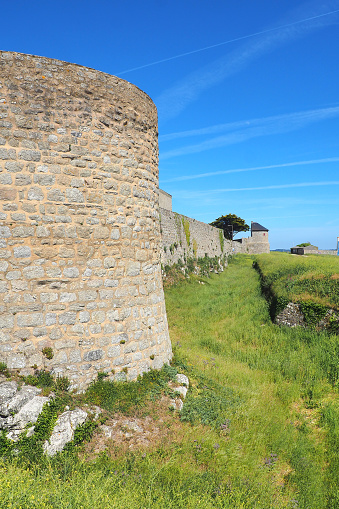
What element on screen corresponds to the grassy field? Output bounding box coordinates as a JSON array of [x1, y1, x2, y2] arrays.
[[254, 253, 339, 328], [1, 254, 339, 508]]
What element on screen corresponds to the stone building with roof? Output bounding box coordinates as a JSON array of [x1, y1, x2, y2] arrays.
[[232, 221, 270, 254]]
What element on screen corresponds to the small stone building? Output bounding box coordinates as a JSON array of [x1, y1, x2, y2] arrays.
[[290, 245, 318, 255]]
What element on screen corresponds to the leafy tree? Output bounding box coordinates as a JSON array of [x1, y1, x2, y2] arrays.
[[209, 214, 249, 240], [297, 242, 311, 247]]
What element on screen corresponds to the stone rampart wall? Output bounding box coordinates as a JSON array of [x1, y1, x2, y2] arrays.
[[232, 233, 270, 255], [159, 189, 172, 211], [0, 51, 172, 390], [317, 250, 337, 256], [159, 208, 231, 266]]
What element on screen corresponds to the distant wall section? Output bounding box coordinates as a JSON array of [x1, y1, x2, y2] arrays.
[[232, 231, 270, 255], [159, 189, 172, 211], [159, 208, 231, 266]]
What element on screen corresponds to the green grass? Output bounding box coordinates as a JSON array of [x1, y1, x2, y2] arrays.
[[254, 253, 339, 325], [1, 254, 339, 508]]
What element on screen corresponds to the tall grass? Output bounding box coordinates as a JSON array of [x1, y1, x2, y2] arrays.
[[255, 252, 339, 312], [0, 254, 338, 508]]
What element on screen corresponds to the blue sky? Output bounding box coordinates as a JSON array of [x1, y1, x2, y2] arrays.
[[2, 0, 339, 249]]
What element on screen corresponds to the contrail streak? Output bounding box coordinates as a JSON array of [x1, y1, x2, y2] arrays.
[[184, 181, 339, 197], [161, 157, 339, 183], [116, 8, 339, 75]]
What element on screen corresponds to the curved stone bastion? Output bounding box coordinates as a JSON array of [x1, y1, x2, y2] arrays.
[[0, 51, 172, 389]]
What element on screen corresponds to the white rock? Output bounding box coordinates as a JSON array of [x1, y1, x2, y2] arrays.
[[11, 395, 49, 433], [175, 374, 189, 387], [174, 386, 188, 398], [0, 381, 18, 413], [169, 398, 184, 411], [1, 385, 41, 417], [43, 408, 88, 456], [101, 425, 114, 438]]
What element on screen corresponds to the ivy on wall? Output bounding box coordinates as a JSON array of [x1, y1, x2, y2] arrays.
[[182, 217, 190, 246], [193, 239, 198, 258], [219, 229, 224, 253]]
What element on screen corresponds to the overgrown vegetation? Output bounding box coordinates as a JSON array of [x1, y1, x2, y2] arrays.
[[162, 254, 225, 287], [1, 255, 339, 507], [254, 252, 339, 330], [182, 217, 191, 246]]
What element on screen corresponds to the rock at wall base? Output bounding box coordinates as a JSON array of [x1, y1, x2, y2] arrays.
[[43, 408, 88, 456], [275, 303, 305, 328]]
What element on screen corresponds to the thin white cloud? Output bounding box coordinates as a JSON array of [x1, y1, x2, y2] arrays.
[[175, 181, 339, 199], [159, 106, 339, 161], [116, 7, 339, 76], [156, 1, 339, 121], [159, 106, 339, 144], [161, 155, 339, 182]]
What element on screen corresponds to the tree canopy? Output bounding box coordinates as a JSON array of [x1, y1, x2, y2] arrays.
[[209, 214, 249, 240], [296, 242, 311, 247]]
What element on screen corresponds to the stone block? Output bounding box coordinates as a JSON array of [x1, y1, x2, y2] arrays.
[[63, 267, 79, 278], [27, 187, 44, 201], [22, 266, 45, 279], [58, 312, 77, 325], [60, 292, 76, 303], [0, 188, 16, 201], [107, 345, 121, 357], [93, 226, 109, 239], [49, 327, 62, 340], [89, 324, 101, 334], [0, 314, 14, 329], [13, 246, 31, 258], [79, 311, 90, 323], [12, 226, 34, 238], [17, 313, 44, 327], [0, 281, 8, 293], [19, 150, 41, 161], [5, 162, 24, 172], [103, 256, 116, 268], [47, 189, 65, 202], [0, 226, 11, 238], [68, 350, 82, 363], [7, 354, 26, 369], [65, 188, 85, 203], [15, 174, 32, 186], [46, 313, 57, 326], [36, 226, 50, 237], [78, 290, 97, 301], [111, 229, 120, 240], [83, 349, 104, 362], [126, 261, 140, 276]]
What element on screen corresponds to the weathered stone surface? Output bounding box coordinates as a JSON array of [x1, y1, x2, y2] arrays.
[[43, 408, 88, 456], [0, 51, 172, 391], [174, 386, 188, 398], [3, 386, 42, 417], [8, 395, 50, 440], [168, 373, 189, 412], [0, 381, 50, 441], [170, 398, 184, 411], [0, 381, 17, 411], [275, 303, 305, 328], [175, 374, 189, 387]]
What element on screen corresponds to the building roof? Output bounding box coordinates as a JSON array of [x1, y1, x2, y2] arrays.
[[251, 222, 269, 232], [291, 245, 318, 250]]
